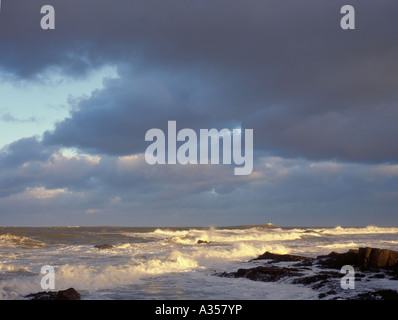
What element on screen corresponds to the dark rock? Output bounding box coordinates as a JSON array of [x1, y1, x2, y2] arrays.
[[220, 265, 303, 282], [388, 251, 398, 267], [293, 260, 314, 267], [315, 247, 398, 270], [318, 290, 337, 299], [26, 288, 81, 300], [197, 240, 212, 244], [358, 247, 398, 269], [369, 273, 386, 279], [292, 271, 340, 288], [94, 244, 114, 249], [317, 249, 359, 269], [217, 248, 398, 300], [253, 251, 313, 263], [390, 267, 398, 280], [351, 289, 398, 300]]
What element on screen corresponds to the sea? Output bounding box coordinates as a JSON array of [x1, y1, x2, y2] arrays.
[[0, 225, 397, 300]]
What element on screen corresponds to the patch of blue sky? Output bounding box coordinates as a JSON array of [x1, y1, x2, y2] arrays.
[[0, 64, 118, 148]]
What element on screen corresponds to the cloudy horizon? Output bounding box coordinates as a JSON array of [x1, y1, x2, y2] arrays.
[[1, 0, 398, 227]]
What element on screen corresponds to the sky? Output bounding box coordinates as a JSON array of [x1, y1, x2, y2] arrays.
[[0, 0, 398, 227]]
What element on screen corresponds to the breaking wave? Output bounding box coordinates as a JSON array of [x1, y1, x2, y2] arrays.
[[320, 225, 398, 235], [125, 227, 321, 245], [0, 225, 397, 300], [0, 234, 48, 249], [316, 242, 359, 250]]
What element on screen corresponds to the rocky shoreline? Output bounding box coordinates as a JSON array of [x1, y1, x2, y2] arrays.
[[24, 247, 398, 300], [217, 247, 398, 300]]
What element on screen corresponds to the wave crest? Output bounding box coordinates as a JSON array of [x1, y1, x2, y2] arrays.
[[322, 225, 398, 235], [0, 234, 48, 248]]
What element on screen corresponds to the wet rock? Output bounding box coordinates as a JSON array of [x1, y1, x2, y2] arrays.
[[359, 247, 398, 269], [293, 260, 314, 267], [197, 240, 212, 244], [318, 290, 337, 299], [26, 288, 81, 300], [94, 244, 114, 249], [388, 251, 398, 267], [369, 273, 386, 279], [351, 289, 398, 300], [390, 267, 398, 280], [316, 249, 359, 269], [217, 248, 398, 300], [253, 251, 313, 263], [220, 265, 303, 282], [292, 271, 340, 289], [315, 247, 398, 270]]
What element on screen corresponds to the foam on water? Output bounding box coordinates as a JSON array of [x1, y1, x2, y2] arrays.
[[0, 225, 397, 300], [130, 227, 322, 245], [0, 234, 48, 249], [316, 242, 359, 250], [320, 225, 398, 235]]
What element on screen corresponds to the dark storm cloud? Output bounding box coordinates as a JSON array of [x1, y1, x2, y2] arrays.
[[0, 137, 54, 167], [43, 68, 243, 154], [2, 0, 398, 162], [0, 137, 54, 196]]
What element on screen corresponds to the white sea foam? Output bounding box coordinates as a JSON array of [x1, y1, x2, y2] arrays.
[[140, 227, 322, 245], [0, 233, 48, 248], [0, 225, 397, 300], [382, 240, 398, 244], [321, 225, 398, 235], [316, 242, 359, 250]]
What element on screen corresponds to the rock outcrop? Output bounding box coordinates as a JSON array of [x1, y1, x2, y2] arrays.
[[26, 288, 81, 300], [94, 244, 114, 249], [218, 247, 398, 300], [316, 249, 360, 269], [358, 247, 398, 269], [315, 247, 398, 270], [253, 251, 313, 263], [197, 240, 212, 244], [219, 265, 304, 282], [254, 247, 398, 270]]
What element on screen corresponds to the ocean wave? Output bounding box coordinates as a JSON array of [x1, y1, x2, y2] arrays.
[[0, 237, 291, 299], [0, 234, 48, 249], [382, 240, 398, 244], [0, 264, 33, 275], [320, 225, 398, 235], [32, 243, 288, 293], [120, 227, 324, 247], [167, 228, 321, 245], [2, 225, 397, 300], [178, 242, 290, 264], [316, 242, 359, 250]]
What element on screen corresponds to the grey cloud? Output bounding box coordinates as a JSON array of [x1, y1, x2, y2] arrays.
[[0, 137, 54, 196], [0, 137, 55, 167], [1, 0, 398, 226], [1, 145, 398, 226], [12, 0, 393, 163], [42, 69, 243, 155]]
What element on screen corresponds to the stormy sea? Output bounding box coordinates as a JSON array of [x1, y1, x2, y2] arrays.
[[0, 225, 397, 300]]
